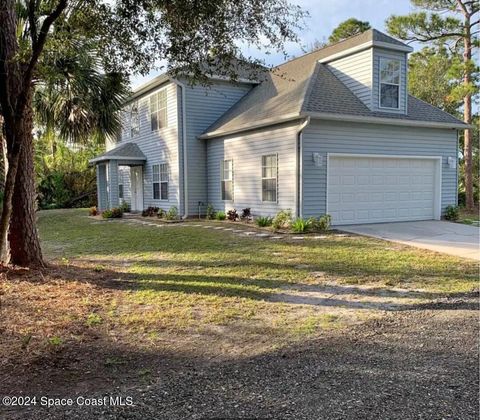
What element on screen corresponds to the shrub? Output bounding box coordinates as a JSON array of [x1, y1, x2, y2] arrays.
[[157, 208, 166, 219], [120, 201, 130, 213], [256, 216, 273, 227], [291, 217, 312, 233], [215, 211, 226, 220], [272, 209, 292, 230], [206, 203, 216, 220], [165, 206, 179, 220], [142, 206, 159, 217], [102, 207, 123, 219], [227, 209, 239, 221], [308, 214, 332, 231], [444, 205, 459, 221], [241, 208, 252, 220], [89, 206, 98, 216]]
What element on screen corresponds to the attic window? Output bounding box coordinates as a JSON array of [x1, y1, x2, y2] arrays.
[[379, 58, 400, 109]]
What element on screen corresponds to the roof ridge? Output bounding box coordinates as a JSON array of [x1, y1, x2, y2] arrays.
[[299, 62, 322, 113]]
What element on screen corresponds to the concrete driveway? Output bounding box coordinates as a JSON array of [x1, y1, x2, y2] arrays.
[[340, 221, 480, 261]]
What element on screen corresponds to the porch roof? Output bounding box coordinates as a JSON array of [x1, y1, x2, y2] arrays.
[[89, 142, 146, 164]]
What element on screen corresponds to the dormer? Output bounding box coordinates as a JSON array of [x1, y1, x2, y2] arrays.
[[318, 29, 413, 114]]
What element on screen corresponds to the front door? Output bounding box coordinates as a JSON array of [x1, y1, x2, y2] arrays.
[[130, 166, 144, 211]]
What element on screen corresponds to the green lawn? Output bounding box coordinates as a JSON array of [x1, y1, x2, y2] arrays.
[[30, 209, 477, 354]]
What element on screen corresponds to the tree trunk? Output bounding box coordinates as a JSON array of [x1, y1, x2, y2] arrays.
[[9, 105, 44, 267], [460, 1, 474, 210]]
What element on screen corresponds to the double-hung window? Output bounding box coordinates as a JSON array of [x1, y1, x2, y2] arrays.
[[159, 163, 169, 200], [379, 58, 401, 109], [150, 89, 168, 131], [221, 159, 233, 201], [262, 154, 277, 202], [153, 164, 168, 200], [130, 101, 139, 136]]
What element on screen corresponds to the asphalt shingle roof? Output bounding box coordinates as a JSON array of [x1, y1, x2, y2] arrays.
[[202, 29, 466, 138], [90, 142, 146, 163]]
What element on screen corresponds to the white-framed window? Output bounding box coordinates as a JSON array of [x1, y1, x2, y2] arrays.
[[130, 101, 139, 136], [160, 163, 169, 200], [221, 159, 233, 201], [379, 58, 401, 109], [262, 154, 277, 202], [153, 163, 168, 200], [118, 184, 124, 199], [150, 89, 168, 131], [152, 165, 160, 199]]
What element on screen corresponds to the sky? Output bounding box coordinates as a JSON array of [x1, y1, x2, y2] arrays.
[[130, 0, 417, 88]]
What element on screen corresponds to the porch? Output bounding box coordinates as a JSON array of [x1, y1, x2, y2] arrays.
[[89, 142, 147, 211]]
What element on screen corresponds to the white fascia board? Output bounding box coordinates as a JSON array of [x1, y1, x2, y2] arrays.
[[198, 113, 302, 139], [319, 40, 412, 64], [302, 111, 469, 130]]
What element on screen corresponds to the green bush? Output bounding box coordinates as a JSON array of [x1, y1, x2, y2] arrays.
[[120, 201, 130, 212], [157, 208, 166, 219], [215, 211, 226, 220], [444, 205, 459, 221], [166, 206, 179, 220], [291, 218, 312, 233], [206, 203, 215, 220], [308, 214, 332, 231], [272, 209, 292, 230], [102, 207, 123, 219], [255, 216, 273, 227]]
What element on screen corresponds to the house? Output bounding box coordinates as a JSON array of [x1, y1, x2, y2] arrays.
[[90, 29, 467, 226]]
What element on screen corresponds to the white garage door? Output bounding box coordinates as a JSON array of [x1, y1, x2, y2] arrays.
[[327, 155, 440, 225]]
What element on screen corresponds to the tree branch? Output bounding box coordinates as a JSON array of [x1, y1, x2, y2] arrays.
[[18, 0, 68, 114], [27, 0, 37, 48], [456, 0, 471, 18]]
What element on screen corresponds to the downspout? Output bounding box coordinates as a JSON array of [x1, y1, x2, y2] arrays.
[[296, 117, 310, 218], [174, 79, 189, 218]]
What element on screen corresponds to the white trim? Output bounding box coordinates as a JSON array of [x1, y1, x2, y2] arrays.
[[89, 156, 145, 164], [221, 158, 234, 202], [378, 57, 401, 110], [301, 111, 468, 130], [326, 153, 442, 224], [172, 79, 189, 217], [199, 113, 302, 139], [295, 117, 310, 218], [318, 40, 412, 64]]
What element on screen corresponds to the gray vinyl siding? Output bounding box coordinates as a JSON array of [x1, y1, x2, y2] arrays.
[[302, 120, 457, 218], [107, 160, 119, 208], [326, 49, 373, 109], [207, 122, 299, 216], [110, 82, 180, 211], [183, 80, 252, 216], [372, 48, 408, 114]]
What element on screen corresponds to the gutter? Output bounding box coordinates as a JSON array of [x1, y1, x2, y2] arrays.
[[300, 111, 470, 130], [296, 117, 310, 218], [172, 79, 189, 218]]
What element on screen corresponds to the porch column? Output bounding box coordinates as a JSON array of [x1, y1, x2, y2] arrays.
[[96, 164, 108, 211], [107, 160, 120, 209]]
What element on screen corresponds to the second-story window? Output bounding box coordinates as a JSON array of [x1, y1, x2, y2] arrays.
[[130, 101, 139, 137], [379, 58, 400, 109], [150, 89, 168, 131]]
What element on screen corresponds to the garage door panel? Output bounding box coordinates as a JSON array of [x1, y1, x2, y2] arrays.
[[328, 155, 438, 225]]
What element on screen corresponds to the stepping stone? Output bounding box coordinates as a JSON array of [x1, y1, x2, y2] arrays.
[[256, 233, 271, 237], [223, 228, 234, 231], [213, 227, 224, 230], [336, 233, 349, 237], [243, 232, 256, 236], [203, 226, 212, 229], [291, 236, 305, 240], [313, 235, 327, 239], [270, 236, 283, 240]]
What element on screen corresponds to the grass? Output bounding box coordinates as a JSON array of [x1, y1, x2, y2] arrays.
[[1, 208, 477, 371], [458, 206, 480, 225]]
